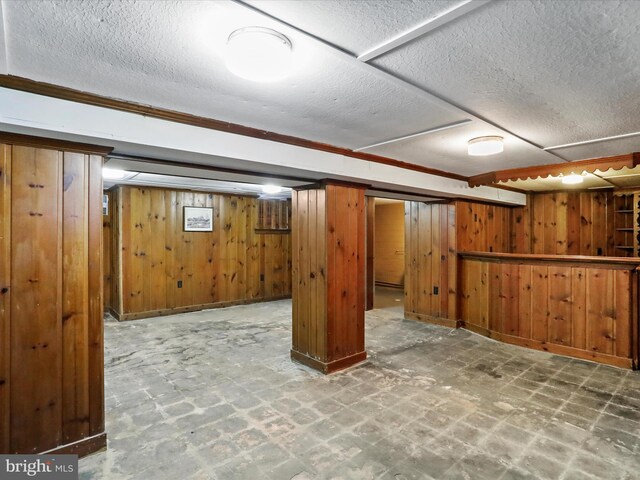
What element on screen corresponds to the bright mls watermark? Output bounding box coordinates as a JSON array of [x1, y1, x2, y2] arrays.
[[0, 455, 78, 479]]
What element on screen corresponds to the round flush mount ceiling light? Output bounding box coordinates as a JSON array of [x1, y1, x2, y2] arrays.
[[468, 136, 504, 156], [226, 27, 293, 82], [102, 168, 128, 180], [262, 185, 283, 194], [561, 173, 584, 185]]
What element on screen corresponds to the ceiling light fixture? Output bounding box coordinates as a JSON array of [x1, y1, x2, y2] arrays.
[[561, 173, 584, 185], [468, 136, 504, 156], [102, 168, 128, 180], [226, 27, 293, 82], [262, 185, 283, 194]]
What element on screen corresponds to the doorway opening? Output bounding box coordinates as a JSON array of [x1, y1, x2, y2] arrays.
[[370, 197, 405, 311]]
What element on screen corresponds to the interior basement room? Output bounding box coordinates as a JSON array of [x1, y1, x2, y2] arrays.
[[1, 1, 640, 479]]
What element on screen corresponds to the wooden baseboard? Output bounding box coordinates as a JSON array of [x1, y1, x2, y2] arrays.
[[375, 281, 403, 289], [290, 349, 367, 374], [404, 312, 461, 329], [463, 322, 634, 369], [114, 295, 291, 321], [41, 432, 106, 458]]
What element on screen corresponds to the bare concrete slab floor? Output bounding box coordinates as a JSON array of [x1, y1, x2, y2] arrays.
[[80, 300, 640, 480]]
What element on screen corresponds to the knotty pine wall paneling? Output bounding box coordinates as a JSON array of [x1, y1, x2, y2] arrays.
[[459, 253, 638, 368], [520, 191, 615, 256], [0, 134, 107, 456], [291, 182, 367, 373], [0, 144, 10, 453], [455, 200, 515, 253], [404, 202, 457, 326], [112, 186, 291, 320]]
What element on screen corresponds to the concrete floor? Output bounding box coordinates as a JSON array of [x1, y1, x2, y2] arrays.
[[80, 300, 640, 480]]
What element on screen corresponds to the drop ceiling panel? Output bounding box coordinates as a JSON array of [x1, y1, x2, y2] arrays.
[[3, 0, 463, 150], [551, 136, 640, 162], [243, 0, 461, 55], [372, 0, 640, 151], [363, 120, 561, 176]]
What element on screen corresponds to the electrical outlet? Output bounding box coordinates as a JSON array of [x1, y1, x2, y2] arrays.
[[260, 274, 265, 281], [177, 280, 183, 288], [433, 286, 439, 295]]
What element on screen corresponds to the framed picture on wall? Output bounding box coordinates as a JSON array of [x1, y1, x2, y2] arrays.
[[184, 206, 213, 232]]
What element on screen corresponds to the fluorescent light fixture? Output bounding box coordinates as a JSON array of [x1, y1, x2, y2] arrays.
[[226, 27, 293, 82], [102, 168, 128, 180], [262, 185, 283, 194], [468, 136, 504, 156], [561, 173, 584, 185]]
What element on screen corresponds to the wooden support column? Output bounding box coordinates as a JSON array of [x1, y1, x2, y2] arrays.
[[291, 180, 368, 374]]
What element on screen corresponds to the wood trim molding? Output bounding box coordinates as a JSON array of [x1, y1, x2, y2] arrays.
[[42, 432, 107, 458], [0, 131, 113, 156], [0, 74, 468, 182], [468, 153, 640, 187], [405, 311, 461, 329], [290, 349, 367, 374], [462, 323, 633, 369], [458, 251, 640, 268], [113, 296, 291, 321]]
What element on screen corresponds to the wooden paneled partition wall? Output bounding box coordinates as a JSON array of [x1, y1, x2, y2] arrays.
[[108, 186, 292, 320], [291, 181, 367, 374], [514, 191, 617, 256], [0, 133, 107, 456], [459, 252, 639, 369]]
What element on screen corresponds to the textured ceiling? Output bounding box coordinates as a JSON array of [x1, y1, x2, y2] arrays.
[[242, 0, 461, 55], [372, 0, 640, 158], [2, 0, 639, 178]]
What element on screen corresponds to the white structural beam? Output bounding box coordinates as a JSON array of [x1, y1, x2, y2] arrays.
[[358, 0, 493, 62], [0, 87, 525, 205]]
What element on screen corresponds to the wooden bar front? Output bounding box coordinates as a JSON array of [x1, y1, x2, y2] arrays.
[[458, 252, 640, 369]]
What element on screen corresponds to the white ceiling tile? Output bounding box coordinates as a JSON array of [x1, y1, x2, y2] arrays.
[[3, 0, 463, 151], [372, 0, 640, 150], [363, 120, 562, 176], [551, 136, 640, 162], [243, 0, 462, 55]]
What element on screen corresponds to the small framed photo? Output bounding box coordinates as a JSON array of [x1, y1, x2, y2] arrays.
[[184, 206, 213, 232]]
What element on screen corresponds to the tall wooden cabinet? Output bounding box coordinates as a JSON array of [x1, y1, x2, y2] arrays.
[[0, 133, 109, 456]]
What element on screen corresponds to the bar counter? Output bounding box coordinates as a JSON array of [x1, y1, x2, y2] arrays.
[[458, 252, 640, 369]]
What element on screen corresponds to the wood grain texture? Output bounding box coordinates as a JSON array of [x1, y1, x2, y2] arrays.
[[10, 146, 63, 453], [455, 200, 514, 253], [62, 152, 90, 442], [365, 197, 375, 310], [374, 202, 404, 286], [1, 142, 105, 455], [0, 144, 10, 453], [521, 191, 618, 256], [291, 183, 366, 372], [458, 253, 639, 369], [404, 202, 457, 322], [87, 155, 104, 437], [111, 186, 291, 319]]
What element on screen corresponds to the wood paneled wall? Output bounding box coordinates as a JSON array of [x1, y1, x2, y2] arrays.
[[111, 186, 291, 320], [374, 202, 405, 286], [516, 191, 615, 256], [404, 202, 457, 325], [459, 252, 638, 369], [291, 182, 367, 373], [0, 139, 105, 455], [455, 200, 515, 253]]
